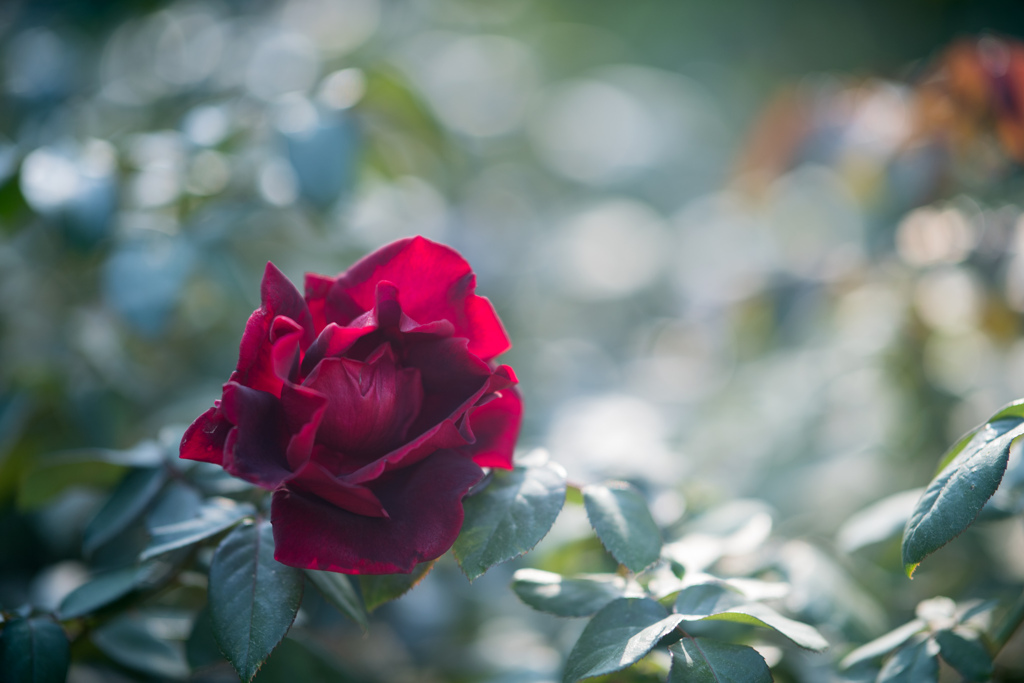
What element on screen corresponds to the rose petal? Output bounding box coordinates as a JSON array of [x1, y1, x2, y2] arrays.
[[303, 347, 423, 455], [279, 383, 328, 471], [342, 360, 518, 483], [180, 403, 231, 465], [271, 451, 484, 573], [402, 337, 493, 433], [310, 237, 511, 360], [299, 322, 376, 377], [261, 262, 314, 345], [286, 459, 389, 518], [463, 387, 522, 469], [304, 272, 335, 332], [232, 264, 314, 395], [219, 382, 291, 489]]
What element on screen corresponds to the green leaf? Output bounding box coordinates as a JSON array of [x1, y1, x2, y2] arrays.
[[877, 635, 939, 683], [674, 583, 829, 652], [839, 619, 926, 669], [83, 467, 167, 555], [511, 568, 631, 617], [562, 597, 684, 683], [674, 583, 745, 618], [700, 604, 829, 652], [140, 497, 254, 561], [186, 608, 224, 672], [934, 628, 993, 682], [252, 636, 364, 683], [904, 403, 1024, 577], [305, 569, 369, 631], [58, 564, 148, 619], [358, 561, 434, 612], [669, 637, 772, 683], [209, 519, 304, 682], [91, 612, 189, 680], [453, 455, 567, 580], [583, 482, 662, 574], [0, 617, 69, 683], [836, 488, 925, 553], [146, 481, 202, 529]]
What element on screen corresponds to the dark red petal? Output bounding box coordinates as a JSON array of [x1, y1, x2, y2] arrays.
[[279, 383, 328, 471], [285, 459, 388, 518], [303, 348, 423, 455], [402, 337, 492, 433], [180, 403, 231, 465], [219, 382, 291, 489], [271, 451, 484, 574], [300, 321, 376, 377], [343, 417, 469, 485], [463, 388, 522, 469], [320, 237, 511, 360], [304, 272, 335, 332], [261, 262, 314, 346], [341, 360, 518, 483]]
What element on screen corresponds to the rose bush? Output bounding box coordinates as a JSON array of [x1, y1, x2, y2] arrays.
[[180, 237, 521, 574]]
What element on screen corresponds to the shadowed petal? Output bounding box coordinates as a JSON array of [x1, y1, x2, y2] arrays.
[[271, 451, 485, 574], [219, 382, 291, 489], [286, 459, 388, 518]]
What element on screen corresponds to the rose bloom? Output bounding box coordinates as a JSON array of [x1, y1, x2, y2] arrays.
[[180, 237, 521, 573]]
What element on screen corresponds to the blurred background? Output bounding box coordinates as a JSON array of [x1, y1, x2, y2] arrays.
[[5, 0, 1024, 680]]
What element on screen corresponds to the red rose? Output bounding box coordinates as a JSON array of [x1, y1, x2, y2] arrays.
[[180, 237, 522, 574]]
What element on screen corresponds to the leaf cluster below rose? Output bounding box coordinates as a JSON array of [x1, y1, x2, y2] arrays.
[[180, 237, 522, 574]]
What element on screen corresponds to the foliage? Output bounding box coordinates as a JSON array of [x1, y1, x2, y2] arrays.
[[6, 0, 1024, 682]]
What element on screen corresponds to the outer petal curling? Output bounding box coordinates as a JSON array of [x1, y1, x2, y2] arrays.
[[180, 404, 231, 465], [462, 388, 523, 469], [272, 451, 485, 574]]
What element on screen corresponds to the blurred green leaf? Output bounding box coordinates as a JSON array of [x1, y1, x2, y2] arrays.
[[840, 619, 926, 669], [305, 569, 369, 631], [668, 637, 772, 683], [91, 612, 189, 680], [934, 628, 992, 682], [583, 482, 662, 574], [902, 402, 1024, 577], [511, 568, 631, 617], [140, 497, 253, 561], [877, 635, 939, 683], [674, 583, 745, 618], [358, 561, 434, 612], [186, 607, 224, 672], [83, 466, 167, 555], [698, 604, 829, 652], [0, 617, 69, 683], [209, 519, 303, 683], [145, 481, 203, 529], [563, 597, 683, 683], [253, 636, 367, 683], [58, 564, 148, 619], [674, 582, 828, 651], [454, 453, 566, 580], [836, 488, 924, 553]]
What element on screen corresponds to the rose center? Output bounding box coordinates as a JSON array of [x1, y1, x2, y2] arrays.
[[304, 343, 424, 457]]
